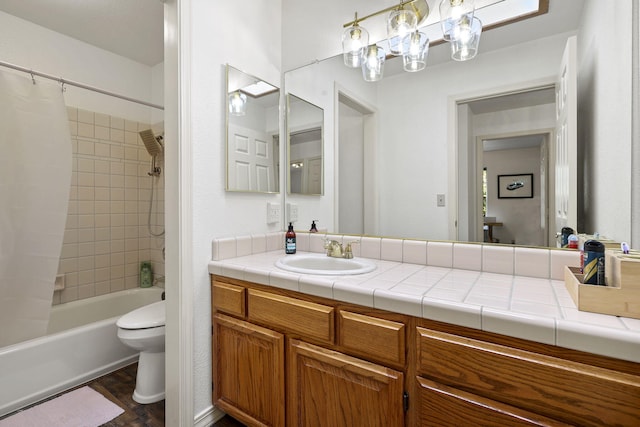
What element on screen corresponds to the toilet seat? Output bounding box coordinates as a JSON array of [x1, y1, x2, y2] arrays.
[[117, 300, 165, 330]]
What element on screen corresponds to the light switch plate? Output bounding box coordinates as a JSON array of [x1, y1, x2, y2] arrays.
[[287, 203, 299, 223], [437, 194, 446, 207], [267, 202, 280, 224]]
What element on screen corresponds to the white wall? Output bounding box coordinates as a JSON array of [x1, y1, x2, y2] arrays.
[[189, 0, 282, 415], [484, 147, 544, 246], [375, 33, 570, 240], [577, 0, 633, 241], [0, 11, 159, 123]]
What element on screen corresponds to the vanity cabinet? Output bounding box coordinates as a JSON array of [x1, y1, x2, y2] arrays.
[[211, 277, 408, 427], [414, 322, 640, 426], [212, 275, 640, 426]]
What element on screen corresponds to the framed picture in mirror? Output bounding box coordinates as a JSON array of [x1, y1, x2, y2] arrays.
[[498, 173, 533, 199]]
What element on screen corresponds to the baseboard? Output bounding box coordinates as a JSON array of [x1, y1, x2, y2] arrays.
[[194, 404, 225, 427]]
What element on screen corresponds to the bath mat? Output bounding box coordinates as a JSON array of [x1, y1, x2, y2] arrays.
[[0, 386, 124, 427]]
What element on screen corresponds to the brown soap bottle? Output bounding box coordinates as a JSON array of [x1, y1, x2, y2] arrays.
[[285, 222, 296, 254]]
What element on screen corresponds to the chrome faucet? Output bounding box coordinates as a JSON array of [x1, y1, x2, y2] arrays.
[[324, 239, 356, 259]]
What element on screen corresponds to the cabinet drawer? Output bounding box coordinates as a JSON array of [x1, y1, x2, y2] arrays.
[[212, 282, 245, 317], [338, 310, 405, 366], [416, 377, 570, 426], [248, 289, 334, 343], [416, 327, 640, 426]]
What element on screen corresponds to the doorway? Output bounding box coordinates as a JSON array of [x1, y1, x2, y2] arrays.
[[477, 132, 551, 246], [454, 85, 557, 244], [336, 91, 377, 235]]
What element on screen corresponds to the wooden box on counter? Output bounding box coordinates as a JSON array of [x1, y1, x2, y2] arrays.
[[564, 252, 640, 319]]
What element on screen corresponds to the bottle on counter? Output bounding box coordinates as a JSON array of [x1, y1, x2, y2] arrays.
[[140, 261, 153, 288], [560, 227, 574, 248], [583, 240, 605, 285], [310, 220, 318, 233], [286, 222, 296, 254]]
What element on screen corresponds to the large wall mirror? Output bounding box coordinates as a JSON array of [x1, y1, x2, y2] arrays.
[[286, 94, 324, 195], [226, 65, 280, 193], [282, 1, 634, 248]]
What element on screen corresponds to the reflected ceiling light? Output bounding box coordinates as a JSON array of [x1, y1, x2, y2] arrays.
[[361, 45, 386, 82], [449, 16, 482, 61], [228, 90, 247, 116], [439, 0, 476, 42], [402, 30, 429, 72], [387, 8, 418, 55], [341, 0, 481, 81], [342, 14, 369, 68]]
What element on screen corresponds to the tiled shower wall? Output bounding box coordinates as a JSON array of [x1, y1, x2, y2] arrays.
[[53, 107, 165, 305]]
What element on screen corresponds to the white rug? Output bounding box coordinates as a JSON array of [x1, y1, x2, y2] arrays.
[[0, 386, 124, 427]]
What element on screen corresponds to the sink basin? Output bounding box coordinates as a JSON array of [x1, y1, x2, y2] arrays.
[[275, 253, 376, 275]]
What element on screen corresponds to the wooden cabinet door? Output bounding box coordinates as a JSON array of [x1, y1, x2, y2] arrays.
[[416, 377, 570, 426], [213, 313, 285, 427], [288, 339, 404, 427]]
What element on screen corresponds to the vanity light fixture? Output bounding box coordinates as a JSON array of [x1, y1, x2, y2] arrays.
[[342, 0, 483, 81], [228, 90, 247, 116], [449, 16, 482, 61], [402, 30, 429, 72], [342, 13, 369, 68], [362, 44, 386, 82]]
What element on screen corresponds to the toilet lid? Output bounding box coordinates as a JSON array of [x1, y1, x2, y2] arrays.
[[117, 300, 165, 329]]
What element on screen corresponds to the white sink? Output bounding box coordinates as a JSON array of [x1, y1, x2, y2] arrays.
[[275, 253, 376, 275]]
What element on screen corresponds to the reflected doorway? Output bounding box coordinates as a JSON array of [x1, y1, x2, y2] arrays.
[[336, 92, 377, 235], [478, 132, 550, 246]]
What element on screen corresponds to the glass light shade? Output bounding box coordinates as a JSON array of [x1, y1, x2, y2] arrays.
[[228, 91, 247, 116], [342, 24, 369, 68], [387, 9, 417, 55], [361, 45, 386, 82], [439, 0, 475, 41], [450, 17, 482, 61], [402, 31, 429, 72]]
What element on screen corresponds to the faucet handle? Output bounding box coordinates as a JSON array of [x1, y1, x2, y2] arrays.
[[344, 241, 359, 259]]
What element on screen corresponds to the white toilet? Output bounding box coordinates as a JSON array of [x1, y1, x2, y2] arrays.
[[117, 300, 166, 404]]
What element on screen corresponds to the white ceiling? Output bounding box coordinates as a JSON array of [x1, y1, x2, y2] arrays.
[[0, 0, 164, 66], [0, 1, 584, 72]]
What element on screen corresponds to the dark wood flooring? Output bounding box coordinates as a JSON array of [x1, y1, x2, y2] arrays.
[[0, 362, 245, 427]]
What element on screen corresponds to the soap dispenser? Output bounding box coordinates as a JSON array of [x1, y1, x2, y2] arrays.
[[286, 222, 296, 254], [310, 220, 318, 233]]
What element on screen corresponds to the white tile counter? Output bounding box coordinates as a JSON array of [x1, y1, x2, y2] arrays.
[[209, 233, 640, 364]]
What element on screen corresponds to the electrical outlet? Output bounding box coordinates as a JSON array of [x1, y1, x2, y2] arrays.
[[287, 203, 299, 223], [267, 202, 280, 224], [437, 194, 446, 207]]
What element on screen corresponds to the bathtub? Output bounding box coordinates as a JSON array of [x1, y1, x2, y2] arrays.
[[0, 287, 164, 416]]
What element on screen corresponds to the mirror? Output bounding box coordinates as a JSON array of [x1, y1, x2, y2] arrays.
[[226, 65, 280, 193], [282, 2, 633, 247], [286, 94, 324, 195]]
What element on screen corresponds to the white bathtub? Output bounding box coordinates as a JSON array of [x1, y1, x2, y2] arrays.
[[0, 287, 164, 416]]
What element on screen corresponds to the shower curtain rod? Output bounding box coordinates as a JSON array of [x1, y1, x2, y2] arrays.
[[0, 60, 164, 110]]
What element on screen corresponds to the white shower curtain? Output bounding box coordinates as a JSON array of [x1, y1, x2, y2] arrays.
[[0, 70, 72, 347]]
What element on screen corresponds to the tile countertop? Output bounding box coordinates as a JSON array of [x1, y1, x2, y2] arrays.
[[208, 249, 640, 364]]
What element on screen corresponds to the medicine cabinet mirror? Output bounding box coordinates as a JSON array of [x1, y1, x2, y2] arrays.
[[286, 94, 324, 195], [226, 64, 280, 193]]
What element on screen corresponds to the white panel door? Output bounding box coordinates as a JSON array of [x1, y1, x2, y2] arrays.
[[228, 124, 274, 192], [554, 36, 578, 244]]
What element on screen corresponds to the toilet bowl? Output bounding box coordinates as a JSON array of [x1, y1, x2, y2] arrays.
[[117, 300, 165, 404]]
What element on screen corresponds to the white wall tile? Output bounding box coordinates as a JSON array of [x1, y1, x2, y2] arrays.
[[550, 249, 581, 280], [427, 241, 453, 268], [381, 238, 403, 262], [453, 243, 482, 271], [514, 247, 550, 278], [403, 240, 427, 265], [482, 245, 514, 275], [360, 236, 382, 259]]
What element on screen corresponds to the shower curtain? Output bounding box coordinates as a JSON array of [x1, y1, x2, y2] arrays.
[[0, 70, 71, 347]]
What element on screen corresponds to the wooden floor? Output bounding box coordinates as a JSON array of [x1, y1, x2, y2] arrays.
[[1, 362, 245, 426]]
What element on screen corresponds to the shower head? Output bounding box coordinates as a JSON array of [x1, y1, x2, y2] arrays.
[[139, 129, 164, 157]]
